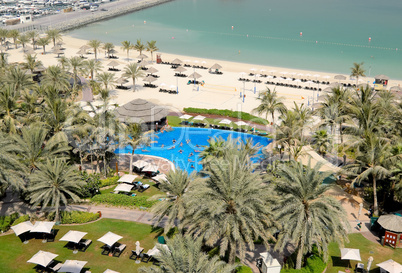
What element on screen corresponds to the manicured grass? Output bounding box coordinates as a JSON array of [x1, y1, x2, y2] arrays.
[[0, 219, 162, 273], [326, 233, 402, 273], [100, 180, 164, 199]]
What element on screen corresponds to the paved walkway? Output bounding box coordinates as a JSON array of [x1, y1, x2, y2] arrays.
[[80, 76, 93, 102]]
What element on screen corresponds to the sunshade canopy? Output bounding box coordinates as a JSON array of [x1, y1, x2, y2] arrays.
[[59, 230, 87, 244], [59, 260, 87, 273], [118, 174, 138, 183], [97, 231, 123, 246], [76, 49, 86, 55], [115, 99, 169, 124], [340, 248, 361, 261], [179, 114, 192, 119], [376, 259, 402, 273], [188, 72, 202, 79], [334, 75, 347, 80], [375, 74, 390, 80], [53, 49, 64, 54], [104, 270, 120, 273], [171, 58, 182, 65], [148, 244, 170, 256], [132, 160, 150, 168], [114, 183, 133, 192], [107, 60, 120, 67], [137, 53, 148, 59], [193, 115, 205, 121], [11, 221, 33, 236], [80, 45, 91, 50], [235, 121, 248, 126], [142, 164, 159, 173], [143, 75, 157, 83], [152, 173, 168, 183], [27, 250, 58, 267], [377, 214, 402, 232], [210, 63, 222, 70], [174, 66, 187, 73], [116, 77, 128, 85], [147, 67, 158, 74], [390, 86, 402, 92], [219, 119, 232, 124], [31, 221, 55, 234]]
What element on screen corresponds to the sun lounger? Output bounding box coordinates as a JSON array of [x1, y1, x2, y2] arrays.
[[78, 239, 92, 252], [141, 246, 157, 263], [48, 262, 62, 272], [113, 243, 126, 257], [129, 247, 144, 260], [101, 244, 111, 255]]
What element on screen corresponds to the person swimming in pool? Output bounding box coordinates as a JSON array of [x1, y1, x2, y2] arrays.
[[186, 139, 190, 144], [188, 158, 194, 162], [194, 150, 201, 153], [168, 146, 175, 150], [141, 149, 149, 152], [172, 139, 176, 144], [161, 144, 164, 148], [188, 152, 194, 157], [180, 142, 183, 147], [179, 149, 183, 154], [191, 164, 195, 168]]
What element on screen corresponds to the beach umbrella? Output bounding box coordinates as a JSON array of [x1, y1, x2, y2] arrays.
[[59, 230, 87, 244], [147, 67, 158, 74], [171, 58, 182, 65], [297, 73, 304, 77], [142, 164, 159, 173], [107, 60, 120, 68], [59, 260, 87, 273], [76, 49, 87, 56], [322, 75, 331, 79], [377, 214, 402, 232], [160, 83, 167, 87], [89, 112, 95, 118], [179, 114, 192, 119], [239, 72, 246, 77], [80, 45, 91, 50], [114, 183, 133, 193], [193, 115, 205, 121], [375, 74, 390, 81], [132, 160, 150, 169], [118, 174, 138, 183], [235, 121, 248, 126], [280, 71, 288, 75], [289, 72, 297, 77], [169, 84, 177, 90], [116, 77, 129, 86], [188, 72, 202, 79], [367, 256, 374, 272], [138, 60, 147, 67], [334, 74, 347, 80], [148, 244, 170, 256], [305, 80, 314, 86], [376, 259, 402, 273], [313, 74, 321, 78], [174, 66, 187, 73], [266, 75, 274, 79], [153, 173, 168, 183], [51, 45, 62, 51], [390, 86, 402, 92], [210, 63, 222, 70], [340, 248, 361, 268], [137, 53, 148, 60], [53, 48, 64, 57], [11, 221, 33, 237], [250, 68, 257, 72], [27, 251, 58, 267], [33, 65, 46, 73], [97, 232, 123, 247], [143, 75, 157, 83], [31, 221, 55, 234], [104, 270, 120, 273], [293, 79, 302, 83], [56, 41, 64, 47], [219, 119, 232, 125]]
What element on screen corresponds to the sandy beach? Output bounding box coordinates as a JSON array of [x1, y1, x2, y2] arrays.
[[7, 34, 402, 118]]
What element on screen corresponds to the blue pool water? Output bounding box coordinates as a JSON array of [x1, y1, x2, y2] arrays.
[[115, 127, 272, 173]]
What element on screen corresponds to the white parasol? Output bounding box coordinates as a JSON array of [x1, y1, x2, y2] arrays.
[[118, 174, 138, 183], [27, 250, 58, 267], [97, 232, 122, 247], [59, 230, 87, 244]]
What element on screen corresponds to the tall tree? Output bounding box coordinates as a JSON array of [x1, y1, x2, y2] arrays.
[[26, 30, 38, 49], [5, 66, 34, 94], [123, 63, 144, 91], [18, 34, 30, 48], [252, 87, 286, 124], [350, 62, 366, 85], [199, 136, 227, 165], [0, 84, 19, 134], [46, 29, 62, 47], [23, 54, 43, 74], [88, 39, 102, 60], [84, 59, 103, 80], [28, 158, 84, 222], [0, 28, 8, 45], [7, 29, 19, 49], [134, 39, 145, 55], [41, 65, 70, 92], [36, 36, 50, 54], [146, 40, 158, 62], [103, 42, 114, 58], [96, 71, 115, 91], [273, 160, 349, 269], [138, 234, 238, 273], [312, 129, 331, 156], [121, 40, 134, 61], [68, 56, 85, 87], [276, 109, 303, 161]]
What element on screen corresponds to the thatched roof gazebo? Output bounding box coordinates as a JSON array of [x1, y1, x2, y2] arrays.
[[114, 99, 169, 127]]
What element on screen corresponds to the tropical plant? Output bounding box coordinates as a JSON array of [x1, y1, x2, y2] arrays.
[[36, 36, 50, 54], [276, 109, 303, 161], [138, 234, 238, 273], [151, 169, 196, 230], [312, 129, 331, 156], [252, 87, 286, 125], [103, 42, 114, 58], [0, 28, 8, 45], [274, 160, 349, 269], [185, 140, 276, 264], [5, 66, 34, 94], [57, 56, 70, 71], [146, 40, 158, 62], [68, 56, 85, 87], [23, 54, 43, 73], [199, 136, 227, 165], [26, 30, 38, 49], [88, 39, 102, 60], [134, 39, 145, 55], [96, 71, 115, 91], [7, 29, 19, 49], [28, 158, 84, 222], [121, 40, 134, 61], [84, 59, 103, 80], [46, 29, 62, 47], [18, 34, 30, 48], [350, 62, 366, 85], [123, 63, 144, 91], [41, 65, 70, 92], [0, 84, 20, 134]]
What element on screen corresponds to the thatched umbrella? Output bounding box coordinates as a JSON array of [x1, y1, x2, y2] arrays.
[[171, 58, 182, 65], [76, 49, 86, 57], [114, 98, 169, 124], [147, 67, 158, 74], [53, 48, 64, 58], [116, 77, 129, 88], [143, 75, 157, 84], [188, 72, 202, 81], [377, 214, 402, 232], [175, 66, 187, 73], [137, 53, 148, 61], [375, 74, 389, 81], [210, 63, 222, 70], [107, 60, 120, 70], [80, 45, 91, 50]]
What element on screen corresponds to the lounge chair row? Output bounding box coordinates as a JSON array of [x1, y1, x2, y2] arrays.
[[107, 55, 118, 59], [116, 85, 130, 90], [159, 88, 177, 94], [108, 68, 120, 72], [147, 74, 159, 78], [174, 73, 187, 77], [180, 121, 269, 136], [144, 83, 157, 88], [187, 80, 201, 85], [102, 242, 126, 257]]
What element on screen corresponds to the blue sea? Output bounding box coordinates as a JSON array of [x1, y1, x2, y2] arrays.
[[68, 0, 402, 79]]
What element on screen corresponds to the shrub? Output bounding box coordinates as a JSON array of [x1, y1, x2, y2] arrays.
[[12, 215, 30, 226], [282, 249, 326, 273], [78, 172, 101, 198], [59, 211, 100, 224], [91, 193, 156, 208], [0, 213, 19, 232], [236, 266, 253, 273], [183, 108, 268, 125], [99, 176, 120, 188]]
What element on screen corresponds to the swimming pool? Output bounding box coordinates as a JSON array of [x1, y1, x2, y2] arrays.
[[115, 127, 272, 173]]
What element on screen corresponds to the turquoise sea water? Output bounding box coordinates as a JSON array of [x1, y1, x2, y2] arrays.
[[68, 0, 402, 79]]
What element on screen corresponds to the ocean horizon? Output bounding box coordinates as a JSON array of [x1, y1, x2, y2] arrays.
[[68, 0, 402, 79]]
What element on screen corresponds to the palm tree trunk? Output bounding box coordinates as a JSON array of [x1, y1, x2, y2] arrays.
[[228, 243, 237, 265], [133, 78, 136, 92], [339, 123, 344, 143], [129, 151, 134, 175], [55, 205, 60, 222], [96, 154, 100, 173], [296, 238, 305, 269], [373, 175, 379, 216], [103, 153, 107, 177]]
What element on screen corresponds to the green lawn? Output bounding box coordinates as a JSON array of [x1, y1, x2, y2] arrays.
[[100, 179, 164, 199], [326, 233, 402, 273], [0, 219, 163, 273]]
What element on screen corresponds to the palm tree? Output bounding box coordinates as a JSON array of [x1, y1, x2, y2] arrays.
[[252, 87, 286, 125], [185, 140, 276, 264], [57, 56, 70, 71], [18, 34, 30, 48], [123, 63, 144, 91], [96, 71, 115, 91], [199, 136, 227, 165], [0, 133, 26, 194], [273, 160, 349, 269], [7, 29, 19, 49], [36, 36, 50, 54], [138, 234, 238, 273], [46, 29, 62, 47], [0, 84, 20, 134], [84, 59, 103, 80], [41, 65, 70, 92], [5, 66, 34, 94], [26, 30, 38, 49], [13, 124, 70, 173], [151, 169, 196, 230], [134, 39, 145, 55], [146, 40, 158, 62], [88, 39, 102, 60], [350, 62, 366, 85], [0, 28, 8, 45], [121, 40, 134, 61], [276, 109, 303, 161], [103, 42, 114, 58], [23, 54, 43, 74], [312, 129, 331, 156], [28, 158, 84, 222], [68, 56, 85, 87]]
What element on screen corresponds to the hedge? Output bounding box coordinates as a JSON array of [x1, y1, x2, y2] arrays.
[[281, 255, 326, 273], [12, 215, 30, 226], [183, 108, 268, 125], [236, 266, 253, 273], [91, 193, 156, 208], [0, 213, 19, 232], [99, 176, 120, 188], [59, 211, 100, 224]]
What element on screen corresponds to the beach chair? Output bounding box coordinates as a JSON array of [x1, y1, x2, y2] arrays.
[[48, 261, 62, 272], [113, 243, 126, 257], [78, 239, 92, 252], [101, 244, 112, 255], [129, 247, 144, 260]]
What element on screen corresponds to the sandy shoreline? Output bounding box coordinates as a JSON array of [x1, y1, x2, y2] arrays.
[[7, 34, 402, 118]]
